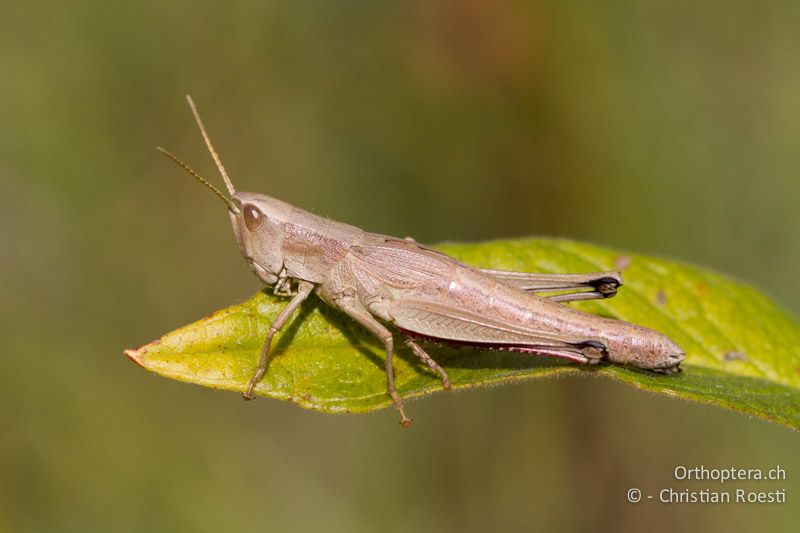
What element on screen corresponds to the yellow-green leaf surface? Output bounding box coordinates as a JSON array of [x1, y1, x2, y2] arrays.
[[126, 238, 800, 430]]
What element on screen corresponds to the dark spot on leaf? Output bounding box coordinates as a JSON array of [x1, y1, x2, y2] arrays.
[[656, 289, 667, 306], [614, 255, 631, 270], [695, 282, 707, 296], [724, 351, 749, 362]]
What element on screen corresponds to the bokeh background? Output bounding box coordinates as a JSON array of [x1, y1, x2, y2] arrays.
[[1, 1, 798, 531]]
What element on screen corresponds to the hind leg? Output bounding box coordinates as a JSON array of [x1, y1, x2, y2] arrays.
[[404, 337, 451, 389]]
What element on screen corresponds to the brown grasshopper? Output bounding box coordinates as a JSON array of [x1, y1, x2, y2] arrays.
[[157, 96, 685, 427]]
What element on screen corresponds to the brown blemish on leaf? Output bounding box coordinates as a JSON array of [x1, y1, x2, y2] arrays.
[[695, 282, 708, 296], [724, 351, 749, 363], [656, 289, 667, 306], [614, 255, 631, 271]]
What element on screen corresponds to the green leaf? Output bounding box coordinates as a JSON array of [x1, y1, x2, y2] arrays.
[[126, 238, 800, 430]]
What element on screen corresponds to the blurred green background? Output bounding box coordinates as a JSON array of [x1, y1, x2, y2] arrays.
[[1, 1, 798, 531]]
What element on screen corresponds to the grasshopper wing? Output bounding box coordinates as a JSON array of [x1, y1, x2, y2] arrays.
[[385, 299, 607, 364], [346, 238, 455, 293]]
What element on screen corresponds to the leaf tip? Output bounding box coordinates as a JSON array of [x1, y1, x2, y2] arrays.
[[125, 348, 147, 369]]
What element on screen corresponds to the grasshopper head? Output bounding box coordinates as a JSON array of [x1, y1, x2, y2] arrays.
[[229, 192, 292, 285]]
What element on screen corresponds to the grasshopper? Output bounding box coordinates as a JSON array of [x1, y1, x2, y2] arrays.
[[157, 96, 685, 427]]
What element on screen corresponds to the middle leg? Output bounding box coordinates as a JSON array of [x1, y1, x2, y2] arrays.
[[335, 300, 412, 427]]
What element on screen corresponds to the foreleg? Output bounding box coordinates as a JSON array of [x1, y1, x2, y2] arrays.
[[243, 280, 315, 400]]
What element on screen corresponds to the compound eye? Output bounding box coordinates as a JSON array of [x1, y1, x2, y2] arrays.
[[243, 204, 264, 231]]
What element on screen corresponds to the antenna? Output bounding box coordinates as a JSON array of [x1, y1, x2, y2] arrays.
[[156, 146, 239, 214], [185, 94, 236, 195]]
